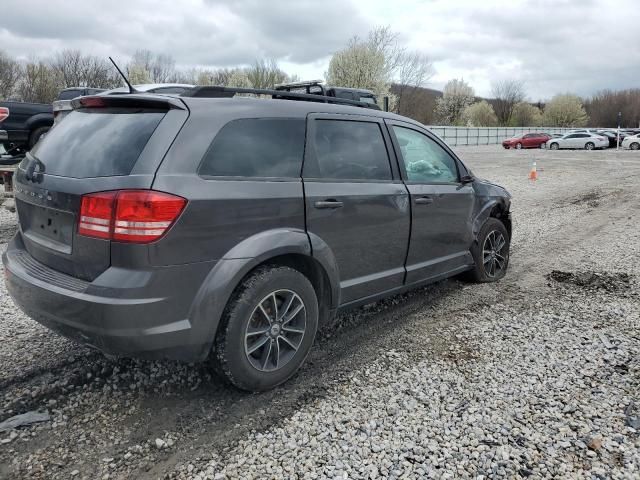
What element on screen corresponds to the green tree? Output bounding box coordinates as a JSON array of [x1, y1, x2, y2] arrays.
[[543, 94, 589, 127], [434, 79, 475, 125], [463, 100, 498, 127], [511, 102, 543, 127]]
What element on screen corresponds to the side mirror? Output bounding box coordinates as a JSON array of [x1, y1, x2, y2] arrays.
[[460, 175, 474, 184]]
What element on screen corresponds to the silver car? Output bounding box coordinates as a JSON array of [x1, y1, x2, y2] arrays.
[[546, 132, 609, 150], [621, 133, 640, 150]]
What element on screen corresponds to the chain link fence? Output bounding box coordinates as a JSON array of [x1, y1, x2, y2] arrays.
[[427, 126, 576, 146]]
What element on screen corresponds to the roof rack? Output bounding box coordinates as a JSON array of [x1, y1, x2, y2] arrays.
[[181, 85, 381, 110]]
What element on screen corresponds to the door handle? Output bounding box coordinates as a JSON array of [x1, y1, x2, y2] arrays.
[[415, 196, 433, 205], [314, 200, 344, 209]]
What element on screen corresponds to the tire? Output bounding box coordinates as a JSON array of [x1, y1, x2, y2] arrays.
[[585, 142, 595, 150], [539, 142, 546, 149], [515, 142, 523, 150], [466, 218, 510, 283], [214, 265, 318, 391], [28, 126, 50, 149], [630, 142, 640, 150], [550, 142, 559, 150]]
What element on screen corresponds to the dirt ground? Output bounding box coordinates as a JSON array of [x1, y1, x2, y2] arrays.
[[0, 145, 639, 479]]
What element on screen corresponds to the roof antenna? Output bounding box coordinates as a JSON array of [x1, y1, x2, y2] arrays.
[[109, 57, 139, 94]]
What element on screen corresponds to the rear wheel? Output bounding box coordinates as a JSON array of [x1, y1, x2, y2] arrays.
[[214, 266, 318, 391], [630, 142, 640, 150], [550, 142, 559, 150], [466, 218, 510, 282], [585, 142, 595, 150], [28, 126, 50, 149]]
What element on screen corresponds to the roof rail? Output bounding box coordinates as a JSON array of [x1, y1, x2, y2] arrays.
[[181, 85, 381, 110]]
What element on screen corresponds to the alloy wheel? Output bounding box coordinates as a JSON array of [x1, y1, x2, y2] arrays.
[[244, 289, 306, 372], [482, 230, 508, 278]]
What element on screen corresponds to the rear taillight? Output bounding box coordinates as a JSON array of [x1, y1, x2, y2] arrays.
[[79, 190, 186, 243], [0, 107, 9, 123]]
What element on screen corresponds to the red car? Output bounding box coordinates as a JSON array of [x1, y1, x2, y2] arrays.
[[502, 132, 550, 149]]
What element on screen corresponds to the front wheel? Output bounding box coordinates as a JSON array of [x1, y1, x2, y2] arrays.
[[466, 218, 510, 282], [515, 142, 523, 149], [550, 142, 559, 150], [630, 142, 640, 150], [585, 142, 595, 150], [214, 266, 318, 391]]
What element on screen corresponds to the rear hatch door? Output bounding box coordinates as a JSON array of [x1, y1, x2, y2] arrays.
[[13, 95, 188, 281]]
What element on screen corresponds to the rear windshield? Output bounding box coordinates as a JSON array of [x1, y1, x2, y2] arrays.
[[30, 109, 164, 178]]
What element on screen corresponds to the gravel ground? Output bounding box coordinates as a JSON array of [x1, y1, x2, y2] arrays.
[[0, 145, 639, 479]]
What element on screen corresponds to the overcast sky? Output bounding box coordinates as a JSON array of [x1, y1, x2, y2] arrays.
[[1, 0, 639, 100]]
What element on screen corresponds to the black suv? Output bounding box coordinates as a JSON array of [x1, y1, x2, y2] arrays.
[[2, 88, 512, 391]]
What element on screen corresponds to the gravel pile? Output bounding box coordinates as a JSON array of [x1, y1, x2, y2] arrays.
[[0, 147, 639, 479]]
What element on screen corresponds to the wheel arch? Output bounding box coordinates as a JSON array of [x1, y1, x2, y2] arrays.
[[25, 113, 54, 132], [472, 199, 512, 242], [187, 229, 339, 360]]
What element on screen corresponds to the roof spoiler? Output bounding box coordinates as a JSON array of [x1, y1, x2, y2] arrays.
[[181, 86, 381, 110], [71, 94, 186, 111]]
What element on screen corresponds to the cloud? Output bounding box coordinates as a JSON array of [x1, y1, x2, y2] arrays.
[[1, 0, 639, 99], [0, 0, 369, 67]]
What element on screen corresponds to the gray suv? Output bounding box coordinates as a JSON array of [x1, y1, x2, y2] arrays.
[[2, 88, 512, 391]]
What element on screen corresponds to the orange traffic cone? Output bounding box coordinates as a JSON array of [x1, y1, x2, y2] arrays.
[[528, 161, 538, 181]]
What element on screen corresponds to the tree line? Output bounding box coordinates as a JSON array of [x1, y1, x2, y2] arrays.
[[1, 28, 638, 128]]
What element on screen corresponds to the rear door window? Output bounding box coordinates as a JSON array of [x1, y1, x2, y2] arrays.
[[29, 109, 165, 178], [198, 118, 305, 178], [305, 119, 392, 181]]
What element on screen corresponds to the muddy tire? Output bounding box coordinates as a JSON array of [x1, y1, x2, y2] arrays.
[[465, 218, 510, 283], [213, 266, 318, 392]]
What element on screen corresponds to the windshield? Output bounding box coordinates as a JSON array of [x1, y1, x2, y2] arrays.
[[29, 109, 164, 178]]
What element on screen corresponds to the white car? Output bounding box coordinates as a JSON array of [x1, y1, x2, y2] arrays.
[[546, 132, 609, 150], [621, 133, 640, 150]]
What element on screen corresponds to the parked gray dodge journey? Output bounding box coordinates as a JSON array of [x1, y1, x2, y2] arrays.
[[2, 87, 512, 391]]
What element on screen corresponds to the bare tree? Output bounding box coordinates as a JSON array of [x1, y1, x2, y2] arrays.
[[17, 60, 60, 103], [151, 54, 175, 83], [0, 50, 22, 99], [52, 50, 119, 88], [128, 50, 176, 84], [585, 89, 640, 128], [394, 51, 434, 115], [491, 79, 526, 126], [245, 59, 288, 89]]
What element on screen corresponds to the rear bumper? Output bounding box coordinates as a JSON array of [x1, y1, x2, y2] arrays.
[[2, 235, 217, 361]]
